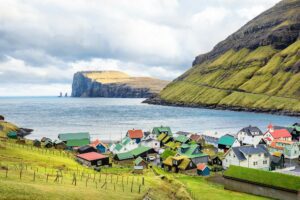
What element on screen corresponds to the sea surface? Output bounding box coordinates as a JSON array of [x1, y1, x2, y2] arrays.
[[0, 97, 299, 141]]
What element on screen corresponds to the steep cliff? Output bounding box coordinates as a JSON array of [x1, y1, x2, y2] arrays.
[[145, 0, 300, 116], [72, 71, 169, 98]]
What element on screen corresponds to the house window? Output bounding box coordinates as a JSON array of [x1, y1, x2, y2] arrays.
[[258, 154, 261, 157], [249, 155, 252, 158], [190, 162, 193, 167], [97, 160, 102, 166], [229, 153, 231, 156], [263, 160, 267, 164], [253, 161, 257, 166], [155, 143, 158, 146], [233, 155, 236, 158]]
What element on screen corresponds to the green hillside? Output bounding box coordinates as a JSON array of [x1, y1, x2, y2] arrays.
[[148, 0, 300, 115]]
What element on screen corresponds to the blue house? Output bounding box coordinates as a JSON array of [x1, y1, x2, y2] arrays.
[[197, 163, 210, 176], [90, 139, 108, 153]]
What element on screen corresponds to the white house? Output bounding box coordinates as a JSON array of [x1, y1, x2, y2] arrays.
[[110, 136, 138, 154], [140, 138, 160, 151], [264, 124, 292, 144], [236, 126, 264, 145], [223, 144, 270, 170]]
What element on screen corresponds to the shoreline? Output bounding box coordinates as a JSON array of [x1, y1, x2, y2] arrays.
[[143, 97, 300, 117]]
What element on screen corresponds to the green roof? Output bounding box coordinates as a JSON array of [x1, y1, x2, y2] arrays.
[[178, 144, 207, 159], [66, 138, 90, 147], [161, 149, 176, 160], [131, 146, 152, 157], [152, 126, 172, 135], [121, 137, 131, 145], [157, 133, 167, 141], [115, 143, 123, 151], [7, 131, 17, 139], [175, 135, 189, 143], [288, 125, 300, 132], [134, 156, 144, 165], [58, 132, 90, 141], [218, 135, 235, 146], [116, 152, 134, 160], [162, 136, 171, 144]]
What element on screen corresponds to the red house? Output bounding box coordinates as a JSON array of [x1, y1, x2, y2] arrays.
[[127, 129, 144, 143], [76, 152, 109, 167], [264, 124, 292, 144]]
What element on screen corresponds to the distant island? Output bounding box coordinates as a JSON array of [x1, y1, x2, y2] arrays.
[[145, 0, 300, 116], [71, 71, 169, 98]]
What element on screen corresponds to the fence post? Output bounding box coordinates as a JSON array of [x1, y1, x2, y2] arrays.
[[142, 177, 144, 185], [19, 169, 22, 180], [33, 171, 36, 181], [139, 185, 141, 194]]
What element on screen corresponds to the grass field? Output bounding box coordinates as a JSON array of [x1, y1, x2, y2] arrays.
[[224, 165, 300, 191]]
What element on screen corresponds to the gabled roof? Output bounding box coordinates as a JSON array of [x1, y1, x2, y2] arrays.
[[190, 134, 201, 142], [121, 137, 131, 145], [175, 135, 189, 143], [90, 139, 107, 149], [178, 144, 207, 159], [162, 135, 171, 143], [163, 156, 173, 166], [157, 133, 167, 141], [152, 126, 172, 135], [134, 156, 145, 165], [239, 126, 263, 136], [77, 152, 107, 161], [230, 144, 270, 161], [178, 157, 191, 170], [115, 152, 134, 160], [218, 134, 236, 146], [131, 146, 152, 157], [268, 129, 292, 139], [127, 129, 143, 139], [197, 163, 208, 171], [114, 143, 123, 151], [58, 132, 90, 141]]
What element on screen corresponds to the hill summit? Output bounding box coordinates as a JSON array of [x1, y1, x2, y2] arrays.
[[145, 0, 300, 116]]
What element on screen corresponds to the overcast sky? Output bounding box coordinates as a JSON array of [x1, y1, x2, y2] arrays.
[[0, 0, 279, 96]]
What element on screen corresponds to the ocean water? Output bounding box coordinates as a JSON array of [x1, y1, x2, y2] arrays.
[[0, 97, 298, 141]]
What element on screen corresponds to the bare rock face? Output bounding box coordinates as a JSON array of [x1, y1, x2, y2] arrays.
[[193, 0, 300, 66], [71, 71, 169, 98]]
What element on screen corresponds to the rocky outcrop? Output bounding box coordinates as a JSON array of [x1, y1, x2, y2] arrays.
[[72, 71, 169, 98]]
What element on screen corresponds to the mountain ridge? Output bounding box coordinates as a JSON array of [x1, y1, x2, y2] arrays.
[[145, 0, 300, 116]]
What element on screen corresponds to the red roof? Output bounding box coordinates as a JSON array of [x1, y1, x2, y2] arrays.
[[197, 163, 207, 171], [265, 137, 271, 141], [127, 129, 143, 139], [190, 134, 201, 141], [268, 123, 273, 129], [90, 139, 107, 148], [270, 129, 291, 139], [77, 152, 107, 161]]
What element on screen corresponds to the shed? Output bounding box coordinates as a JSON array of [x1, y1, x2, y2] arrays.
[[134, 156, 148, 169], [209, 155, 222, 166], [197, 163, 210, 176], [77, 145, 97, 154], [76, 152, 109, 167]]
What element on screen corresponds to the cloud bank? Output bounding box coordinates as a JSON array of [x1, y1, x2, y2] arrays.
[[0, 0, 279, 96]]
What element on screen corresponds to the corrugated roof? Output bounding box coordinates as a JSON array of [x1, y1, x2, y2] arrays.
[[175, 135, 189, 143], [218, 134, 235, 146], [66, 138, 90, 147], [131, 146, 152, 157], [127, 129, 143, 139], [116, 152, 134, 160], [77, 152, 107, 161], [58, 132, 90, 141]]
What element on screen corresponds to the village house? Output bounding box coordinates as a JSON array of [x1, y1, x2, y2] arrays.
[[90, 139, 108, 153], [157, 133, 173, 146], [110, 136, 138, 154], [140, 137, 160, 151], [201, 131, 223, 148], [58, 132, 90, 148], [189, 134, 205, 146], [236, 126, 264, 146], [152, 126, 172, 136], [53, 139, 67, 150], [127, 129, 144, 144], [177, 144, 208, 165], [218, 134, 240, 152], [76, 152, 109, 167], [114, 146, 154, 162], [163, 155, 195, 172], [288, 123, 300, 141], [174, 135, 190, 145], [263, 124, 292, 144], [222, 144, 270, 170], [134, 156, 148, 169], [197, 163, 210, 176], [268, 140, 300, 159]]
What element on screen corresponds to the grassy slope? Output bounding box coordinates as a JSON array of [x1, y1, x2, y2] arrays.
[[153, 167, 268, 200], [224, 166, 300, 191], [159, 40, 300, 113]]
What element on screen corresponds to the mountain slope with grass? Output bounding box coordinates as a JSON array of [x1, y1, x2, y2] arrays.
[[145, 0, 300, 116]]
